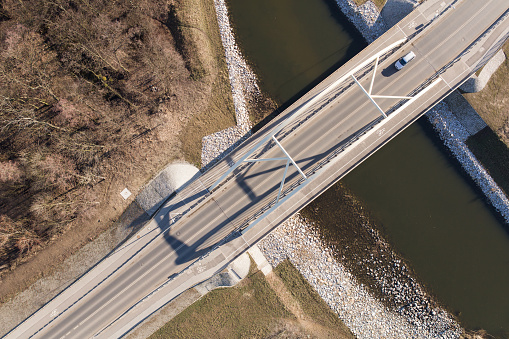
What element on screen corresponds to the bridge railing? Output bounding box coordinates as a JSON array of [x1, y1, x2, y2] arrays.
[[254, 43, 404, 162], [387, 7, 509, 117], [199, 43, 406, 231], [162, 3, 509, 275], [235, 115, 384, 231]]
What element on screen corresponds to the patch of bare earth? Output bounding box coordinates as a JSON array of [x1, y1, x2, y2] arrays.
[[0, 0, 235, 303], [265, 272, 347, 339], [148, 259, 353, 339], [464, 42, 509, 145]]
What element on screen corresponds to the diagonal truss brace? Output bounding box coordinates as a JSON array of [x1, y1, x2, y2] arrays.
[[209, 38, 407, 193], [239, 135, 306, 203], [352, 55, 413, 119]]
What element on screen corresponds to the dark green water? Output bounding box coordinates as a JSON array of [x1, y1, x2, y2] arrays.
[[227, 0, 365, 104], [343, 122, 509, 337], [226, 0, 509, 336]]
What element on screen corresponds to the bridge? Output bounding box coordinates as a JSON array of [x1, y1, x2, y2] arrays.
[[6, 0, 509, 337]]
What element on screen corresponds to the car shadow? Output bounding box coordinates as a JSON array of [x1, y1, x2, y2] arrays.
[[382, 65, 398, 77]]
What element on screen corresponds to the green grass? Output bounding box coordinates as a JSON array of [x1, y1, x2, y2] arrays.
[[466, 127, 509, 197], [274, 260, 355, 337], [149, 265, 293, 339]]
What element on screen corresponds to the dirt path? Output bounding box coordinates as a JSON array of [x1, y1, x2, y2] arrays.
[[265, 272, 350, 339]]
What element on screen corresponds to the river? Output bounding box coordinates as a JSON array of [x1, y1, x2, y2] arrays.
[[226, 0, 509, 337]]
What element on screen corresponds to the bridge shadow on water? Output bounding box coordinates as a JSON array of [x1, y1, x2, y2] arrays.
[[250, 4, 366, 135], [149, 10, 370, 265]]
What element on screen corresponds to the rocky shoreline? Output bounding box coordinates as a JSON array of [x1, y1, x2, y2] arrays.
[[426, 102, 509, 223], [201, 0, 257, 168], [205, 0, 508, 338], [258, 215, 461, 339]]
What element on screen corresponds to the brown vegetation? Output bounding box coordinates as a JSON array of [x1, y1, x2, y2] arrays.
[[352, 0, 387, 10], [464, 43, 509, 144], [150, 259, 353, 339], [0, 0, 235, 297]]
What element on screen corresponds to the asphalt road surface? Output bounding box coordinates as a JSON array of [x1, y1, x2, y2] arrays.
[[6, 0, 509, 338]]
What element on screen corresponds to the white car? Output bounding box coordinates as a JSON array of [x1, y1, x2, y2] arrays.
[[394, 51, 416, 70]]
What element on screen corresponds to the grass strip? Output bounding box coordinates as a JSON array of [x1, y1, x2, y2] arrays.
[[176, 0, 237, 167], [150, 258, 355, 338], [274, 260, 355, 338], [149, 265, 292, 339]]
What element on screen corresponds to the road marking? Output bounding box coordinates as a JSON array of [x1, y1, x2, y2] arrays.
[[13, 4, 506, 338], [422, 0, 494, 61], [62, 209, 230, 338]]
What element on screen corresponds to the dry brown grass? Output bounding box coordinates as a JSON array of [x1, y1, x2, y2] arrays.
[[150, 259, 354, 339], [352, 0, 387, 9], [273, 260, 355, 338], [464, 43, 509, 143], [175, 0, 237, 167], [0, 0, 236, 301], [463, 42, 509, 198]]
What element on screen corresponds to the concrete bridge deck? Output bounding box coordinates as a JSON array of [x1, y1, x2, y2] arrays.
[[6, 0, 509, 337]]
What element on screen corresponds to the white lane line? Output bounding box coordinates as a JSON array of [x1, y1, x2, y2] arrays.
[[49, 210, 227, 338], [421, 0, 494, 61], [246, 80, 449, 245]]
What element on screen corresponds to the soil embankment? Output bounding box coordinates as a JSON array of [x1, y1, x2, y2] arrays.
[[0, 0, 235, 308]]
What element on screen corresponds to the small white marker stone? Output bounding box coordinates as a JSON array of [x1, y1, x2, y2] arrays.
[[120, 188, 132, 200]]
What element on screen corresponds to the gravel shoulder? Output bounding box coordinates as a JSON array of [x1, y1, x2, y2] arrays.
[[3, 0, 506, 338]]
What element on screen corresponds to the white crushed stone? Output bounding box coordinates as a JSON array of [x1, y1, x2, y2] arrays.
[[136, 162, 200, 215], [426, 102, 509, 223], [334, 0, 388, 43], [201, 0, 258, 168], [376, 0, 509, 222], [201, 126, 250, 169], [258, 215, 462, 339], [205, 0, 509, 338], [381, 0, 420, 28], [443, 90, 487, 136], [460, 49, 506, 93]]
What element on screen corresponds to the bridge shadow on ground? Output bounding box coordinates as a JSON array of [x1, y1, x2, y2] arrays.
[[155, 120, 379, 267]]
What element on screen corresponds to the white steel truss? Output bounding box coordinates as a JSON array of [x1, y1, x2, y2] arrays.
[[209, 38, 407, 193], [351, 55, 413, 119], [207, 38, 447, 230], [244, 135, 307, 204]]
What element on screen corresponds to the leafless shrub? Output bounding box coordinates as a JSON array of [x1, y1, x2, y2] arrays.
[[0, 215, 16, 249], [0, 214, 40, 263], [23, 153, 78, 193], [0, 0, 195, 269], [0, 160, 23, 182], [14, 230, 41, 254]]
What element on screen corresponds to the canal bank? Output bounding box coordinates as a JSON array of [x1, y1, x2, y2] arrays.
[[216, 0, 509, 337], [212, 0, 463, 336], [339, 1, 509, 337]]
